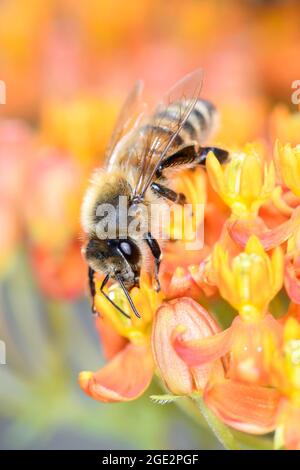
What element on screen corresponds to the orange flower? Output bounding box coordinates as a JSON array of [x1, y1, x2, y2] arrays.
[[173, 237, 284, 385], [79, 272, 162, 402], [80, 286, 226, 402]]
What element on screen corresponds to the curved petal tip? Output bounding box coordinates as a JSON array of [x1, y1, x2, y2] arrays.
[[79, 343, 153, 402]]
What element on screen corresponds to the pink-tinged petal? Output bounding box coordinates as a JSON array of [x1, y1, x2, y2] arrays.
[[79, 343, 153, 402], [279, 402, 300, 450], [173, 318, 237, 367], [228, 207, 300, 251], [284, 255, 300, 304], [152, 298, 224, 395], [204, 380, 281, 434]]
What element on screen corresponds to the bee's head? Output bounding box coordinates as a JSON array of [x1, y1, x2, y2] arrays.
[[83, 237, 142, 290]]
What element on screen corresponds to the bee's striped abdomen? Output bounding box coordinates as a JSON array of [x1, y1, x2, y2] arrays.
[[138, 99, 218, 156], [164, 99, 217, 144]]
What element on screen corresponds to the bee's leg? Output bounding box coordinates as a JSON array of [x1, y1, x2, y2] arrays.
[[150, 182, 187, 205], [144, 232, 162, 292], [115, 273, 141, 318], [88, 267, 97, 315], [197, 146, 229, 165], [156, 145, 198, 177], [156, 145, 228, 177], [100, 273, 131, 319]]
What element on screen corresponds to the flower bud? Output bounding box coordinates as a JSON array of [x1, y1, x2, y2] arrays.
[[152, 297, 224, 395]]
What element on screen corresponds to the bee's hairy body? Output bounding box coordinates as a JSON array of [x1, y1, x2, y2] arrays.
[[82, 99, 217, 289], [81, 70, 228, 317]]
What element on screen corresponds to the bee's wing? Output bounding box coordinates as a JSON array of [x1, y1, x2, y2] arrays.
[[105, 80, 145, 168], [133, 69, 204, 198]]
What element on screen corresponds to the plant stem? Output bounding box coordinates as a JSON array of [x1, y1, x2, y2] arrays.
[[191, 394, 241, 450]]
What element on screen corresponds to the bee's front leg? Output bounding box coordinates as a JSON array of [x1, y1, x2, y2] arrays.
[[88, 267, 97, 315], [155, 144, 228, 177], [150, 182, 186, 205], [144, 232, 162, 292]]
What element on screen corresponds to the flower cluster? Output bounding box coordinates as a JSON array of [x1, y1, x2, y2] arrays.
[[79, 107, 300, 450]]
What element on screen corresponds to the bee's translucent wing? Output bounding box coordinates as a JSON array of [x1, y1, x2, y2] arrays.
[[133, 69, 204, 198], [105, 80, 145, 167]]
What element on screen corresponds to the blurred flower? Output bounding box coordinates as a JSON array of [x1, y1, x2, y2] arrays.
[[24, 149, 83, 250], [0, 196, 20, 274], [284, 229, 300, 305], [40, 98, 118, 170], [0, 0, 51, 117], [30, 240, 86, 301], [24, 148, 86, 300], [0, 120, 34, 275], [270, 106, 300, 147], [275, 141, 300, 198]]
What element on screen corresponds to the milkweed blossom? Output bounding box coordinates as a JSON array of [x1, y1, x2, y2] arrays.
[[79, 105, 300, 450]]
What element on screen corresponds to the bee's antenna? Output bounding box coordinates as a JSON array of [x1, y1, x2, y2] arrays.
[[115, 272, 141, 319]]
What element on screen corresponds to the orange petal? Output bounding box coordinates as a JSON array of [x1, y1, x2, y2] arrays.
[[160, 242, 211, 300], [79, 343, 153, 402], [204, 380, 281, 434], [161, 267, 203, 300], [284, 255, 300, 304], [173, 318, 236, 366], [95, 316, 128, 360], [228, 207, 300, 251], [152, 298, 224, 395]]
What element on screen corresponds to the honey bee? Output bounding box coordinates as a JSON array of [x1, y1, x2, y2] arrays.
[[81, 70, 228, 318]]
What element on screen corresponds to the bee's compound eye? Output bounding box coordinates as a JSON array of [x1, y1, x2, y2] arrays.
[[119, 241, 132, 256], [118, 240, 140, 265]]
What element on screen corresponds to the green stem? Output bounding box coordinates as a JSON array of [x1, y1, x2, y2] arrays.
[[191, 394, 241, 450], [157, 379, 274, 450]]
